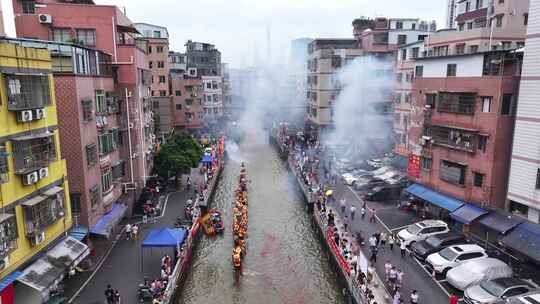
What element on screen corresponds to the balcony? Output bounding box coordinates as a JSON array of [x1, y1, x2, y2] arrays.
[[5, 74, 51, 111], [11, 133, 57, 174], [0, 213, 18, 257], [424, 125, 478, 152], [22, 187, 65, 237], [436, 92, 476, 115]]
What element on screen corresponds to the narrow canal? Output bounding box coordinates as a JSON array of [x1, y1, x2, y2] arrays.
[[178, 129, 346, 304]]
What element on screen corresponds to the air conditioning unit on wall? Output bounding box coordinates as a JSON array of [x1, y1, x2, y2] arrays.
[[31, 232, 45, 246], [17, 110, 33, 122], [38, 167, 49, 179], [39, 14, 52, 24], [34, 108, 47, 120], [0, 256, 9, 271], [23, 172, 39, 186]]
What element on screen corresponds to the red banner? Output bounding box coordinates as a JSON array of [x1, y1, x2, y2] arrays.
[[326, 226, 351, 276], [408, 154, 421, 178]]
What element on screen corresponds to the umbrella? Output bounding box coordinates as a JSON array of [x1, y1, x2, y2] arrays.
[[325, 190, 333, 196]]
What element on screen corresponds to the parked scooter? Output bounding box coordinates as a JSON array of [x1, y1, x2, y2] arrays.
[[137, 278, 153, 303]]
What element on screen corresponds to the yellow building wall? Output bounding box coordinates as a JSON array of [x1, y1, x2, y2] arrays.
[[0, 43, 72, 279]]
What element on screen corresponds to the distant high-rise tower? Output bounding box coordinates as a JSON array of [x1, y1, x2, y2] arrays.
[[445, 0, 457, 29]]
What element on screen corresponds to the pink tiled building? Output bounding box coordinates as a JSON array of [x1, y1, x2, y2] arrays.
[[12, 0, 155, 235]]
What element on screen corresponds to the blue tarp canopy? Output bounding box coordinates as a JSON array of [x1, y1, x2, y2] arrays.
[[142, 228, 188, 248], [0, 271, 22, 292], [69, 225, 88, 241], [450, 204, 489, 224], [201, 154, 213, 163], [90, 203, 127, 238], [501, 222, 540, 263], [404, 183, 465, 212], [479, 211, 524, 234]]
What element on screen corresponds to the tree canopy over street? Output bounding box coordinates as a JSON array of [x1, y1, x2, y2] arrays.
[[154, 132, 203, 181]]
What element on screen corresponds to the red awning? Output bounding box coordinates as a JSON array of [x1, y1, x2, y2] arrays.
[[455, 8, 488, 23], [116, 24, 140, 34]]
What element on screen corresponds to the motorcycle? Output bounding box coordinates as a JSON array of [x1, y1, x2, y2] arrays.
[[137, 279, 153, 303]]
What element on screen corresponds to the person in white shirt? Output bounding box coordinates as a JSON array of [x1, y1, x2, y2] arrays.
[[125, 223, 132, 241], [350, 205, 357, 220], [410, 290, 419, 304], [132, 224, 139, 241]]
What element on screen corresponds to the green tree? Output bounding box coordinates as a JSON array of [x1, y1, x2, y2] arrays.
[[154, 132, 203, 186]]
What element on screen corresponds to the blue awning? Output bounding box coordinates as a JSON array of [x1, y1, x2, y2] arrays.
[[69, 225, 88, 241], [201, 154, 213, 163], [479, 211, 524, 234], [90, 203, 127, 238], [404, 183, 465, 212], [450, 204, 489, 224], [142, 228, 187, 248], [0, 271, 22, 292], [501, 222, 540, 263]]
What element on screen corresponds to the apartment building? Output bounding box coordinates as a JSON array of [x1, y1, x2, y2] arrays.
[[169, 51, 187, 74], [12, 0, 155, 231], [222, 63, 231, 117], [306, 39, 363, 128], [394, 41, 425, 158], [354, 17, 436, 58], [185, 40, 221, 76], [170, 73, 204, 130], [446, 0, 458, 29], [507, 0, 540, 223], [201, 75, 223, 121], [0, 41, 90, 304], [135, 23, 172, 137]]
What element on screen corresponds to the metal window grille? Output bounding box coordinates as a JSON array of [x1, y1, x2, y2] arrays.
[[86, 143, 97, 167], [82, 99, 93, 121], [5, 74, 51, 110], [76, 29, 96, 46], [89, 185, 100, 208], [440, 160, 467, 185], [437, 92, 476, 114], [95, 90, 106, 114], [12, 135, 56, 174], [101, 168, 113, 193], [23, 194, 64, 236], [425, 125, 476, 152], [0, 212, 18, 257]]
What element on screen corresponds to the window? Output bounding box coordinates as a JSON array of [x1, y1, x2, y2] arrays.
[[456, 44, 465, 55], [509, 200, 528, 216], [70, 193, 81, 215], [186, 99, 193, 106], [396, 21, 403, 29], [153, 30, 161, 38], [426, 94, 436, 108], [495, 15, 503, 27], [95, 90, 106, 114], [151, 90, 155, 97], [112, 161, 125, 180], [440, 160, 467, 186], [524, 13, 529, 26], [421, 157, 432, 171], [156, 46, 164, 53], [159, 76, 166, 83], [98, 130, 115, 155], [206, 82, 212, 89], [22, 1, 35, 14], [396, 73, 403, 82], [0, 144, 8, 184], [475, 0, 483, 9], [82, 99, 93, 122], [481, 96, 491, 112], [212, 81, 218, 89], [536, 169, 540, 189], [401, 49, 407, 60], [148, 46, 152, 53], [157, 61, 164, 68], [89, 184, 100, 208], [175, 90, 181, 96], [52, 28, 71, 43], [101, 168, 113, 193], [76, 29, 96, 46], [398, 35, 407, 45], [466, 1, 471, 12], [412, 47, 419, 58], [159, 90, 167, 97], [414, 66, 424, 79], [86, 143, 97, 167], [473, 172, 484, 187], [501, 94, 512, 115], [459, 23, 465, 31], [0, 210, 18, 256], [176, 104, 182, 110], [149, 61, 153, 69], [331, 56, 342, 68], [411, 23, 416, 30], [467, 22, 473, 30], [469, 45, 479, 53], [447, 64, 457, 77]]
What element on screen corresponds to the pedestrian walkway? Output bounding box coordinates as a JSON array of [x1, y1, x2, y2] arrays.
[[65, 189, 193, 304]]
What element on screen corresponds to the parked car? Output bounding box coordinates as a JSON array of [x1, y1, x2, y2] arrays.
[[426, 244, 488, 276], [364, 185, 403, 201], [464, 278, 537, 304], [352, 178, 387, 192], [397, 220, 449, 247], [341, 173, 357, 186], [446, 258, 513, 291], [505, 291, 540, 304], [411, 232, 468, 261]]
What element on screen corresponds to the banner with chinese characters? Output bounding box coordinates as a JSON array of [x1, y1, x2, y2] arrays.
[[408, 154, 421, 178]]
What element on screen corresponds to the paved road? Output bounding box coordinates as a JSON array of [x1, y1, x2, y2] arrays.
[[68, 190, 191, 304], [329, 181, 452, 304]]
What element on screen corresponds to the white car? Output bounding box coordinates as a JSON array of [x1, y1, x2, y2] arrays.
[[342, 173, 357, 186], [397, 220, 449, 247], [446, 258, 512, 291], [426, 244, 487, 275]]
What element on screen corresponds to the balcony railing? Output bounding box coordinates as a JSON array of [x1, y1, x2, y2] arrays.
[[424, 125, 477, 152], [436, 92, 476, 115], [12, 134, 57, 174], [5, 74, 51, 111], [23, 190, 65, 236]]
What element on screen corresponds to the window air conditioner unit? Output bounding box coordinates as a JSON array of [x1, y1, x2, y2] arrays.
[[128, 123, 134, 129], [0, 257, 9, 271], [32, 232, 45, 246], [23, 172, 39, 186], [34, 108, 47, 120], [39, 14, 52, 24], [188, 68, 197, 77], [38, 167, 49, 179], [17, 110, 33, 122]]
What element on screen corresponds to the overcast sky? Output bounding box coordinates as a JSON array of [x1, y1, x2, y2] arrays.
[[2, 0, 446, 68]]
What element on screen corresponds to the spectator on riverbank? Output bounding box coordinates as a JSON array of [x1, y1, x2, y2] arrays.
[[340, 198, 346, 214], [350, 205, 356, 220], [400, 240, 407, 258], [388, 234, 395, 251]]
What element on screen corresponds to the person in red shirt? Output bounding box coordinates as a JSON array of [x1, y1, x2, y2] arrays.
[[449, 294, 458, 304]]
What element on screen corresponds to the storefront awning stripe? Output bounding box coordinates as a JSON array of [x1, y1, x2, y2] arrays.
[[404, 183, 465, 212], [450, 203, 489, 224], [478, 211, 524, 234], [0, 271, 23, 292], [500, 222, 540, 263]]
